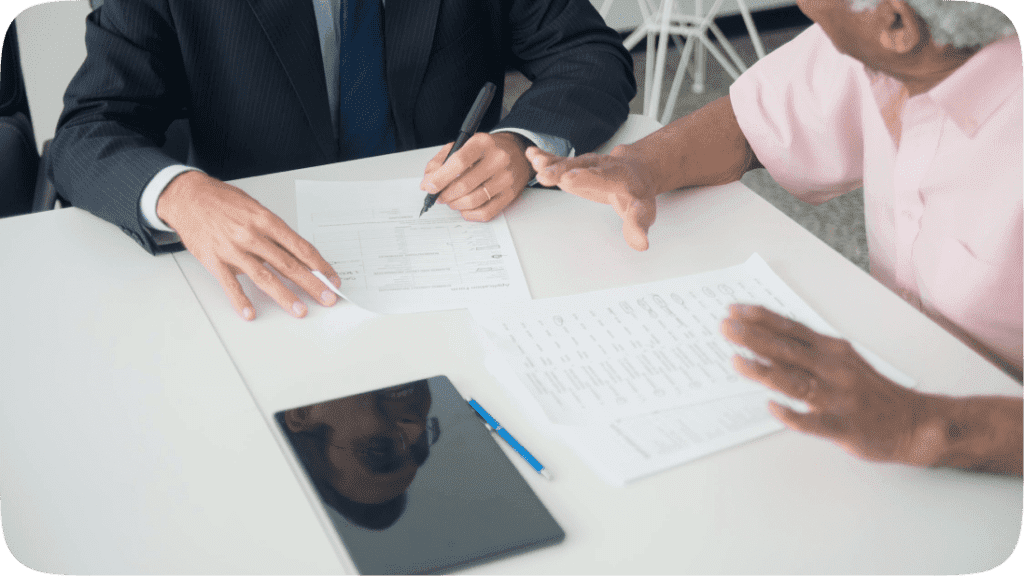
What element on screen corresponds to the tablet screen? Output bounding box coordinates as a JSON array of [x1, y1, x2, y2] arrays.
[[274, 375, 564, 574]]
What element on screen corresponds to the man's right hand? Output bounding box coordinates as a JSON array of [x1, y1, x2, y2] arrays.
[[156, 171, 341, 320], [526, 145, 660, 251]]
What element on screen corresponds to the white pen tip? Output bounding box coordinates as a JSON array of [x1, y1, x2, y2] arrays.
[[540, 468, 554, 481]]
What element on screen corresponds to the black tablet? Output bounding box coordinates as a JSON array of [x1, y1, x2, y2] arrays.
[[274, 375, 565, 574]]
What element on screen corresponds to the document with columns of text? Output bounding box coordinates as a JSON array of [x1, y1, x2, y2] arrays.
[[296, 178, 531, 314], [470, 254, 914, 485]]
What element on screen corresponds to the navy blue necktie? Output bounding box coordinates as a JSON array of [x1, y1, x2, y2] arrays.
[[338, 0, 397, 159]]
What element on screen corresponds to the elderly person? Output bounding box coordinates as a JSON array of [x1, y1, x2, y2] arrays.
[[528, 0, 1022, 475]]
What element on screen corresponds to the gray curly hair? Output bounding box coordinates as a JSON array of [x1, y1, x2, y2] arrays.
[[848, 0, 1015, 47]]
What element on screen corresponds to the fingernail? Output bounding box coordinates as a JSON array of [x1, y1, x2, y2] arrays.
[[242, 307, 255, 321], [734, 304, 757, 317], [292, 301, 307, 316], [735, 355, 756, 370], [329, 274, 341, 287], [424, 183, 438, 194], [321, 290, 337, 306]]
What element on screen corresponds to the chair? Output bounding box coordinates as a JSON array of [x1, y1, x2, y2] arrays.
[[600, 0, 766, 124], [23, 0, 191, 212], [0, 21, 39, 218]]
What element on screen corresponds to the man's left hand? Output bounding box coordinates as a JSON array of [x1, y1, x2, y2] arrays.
[[420, 132, 534, 221], [721, 303, 940, 467]]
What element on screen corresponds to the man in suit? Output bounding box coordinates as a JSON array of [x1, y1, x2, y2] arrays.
[[50, 0, 635, 320]]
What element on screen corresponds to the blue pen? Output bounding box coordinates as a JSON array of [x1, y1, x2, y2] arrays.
[[466, 397, 553, 480]]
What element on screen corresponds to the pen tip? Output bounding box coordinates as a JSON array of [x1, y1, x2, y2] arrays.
[[540, 468, 554, 481]]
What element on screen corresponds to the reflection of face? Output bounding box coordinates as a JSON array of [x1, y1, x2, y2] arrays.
[[313, 383, 432, 505]]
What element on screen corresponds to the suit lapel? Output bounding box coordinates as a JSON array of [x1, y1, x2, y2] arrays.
[[245, 0, 336, 161], [384, 0, 443, 150]]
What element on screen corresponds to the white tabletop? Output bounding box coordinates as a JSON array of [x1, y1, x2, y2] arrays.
[[1, 115, 1021, 574]]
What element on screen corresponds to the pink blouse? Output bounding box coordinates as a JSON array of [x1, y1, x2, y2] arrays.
[[731, 25, 1023, 376]]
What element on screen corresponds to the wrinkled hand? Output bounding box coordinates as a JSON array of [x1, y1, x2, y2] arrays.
[[720, 303, 940, 467], [157, 171, 341, 320], [526, 145, 658, 251], [420, 132, 534, 221]]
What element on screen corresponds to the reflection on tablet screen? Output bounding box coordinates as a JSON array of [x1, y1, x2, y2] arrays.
[[275, 376, 563, 574]]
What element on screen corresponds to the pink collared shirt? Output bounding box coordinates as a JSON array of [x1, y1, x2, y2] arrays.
[[731, 25, 1023, 377]]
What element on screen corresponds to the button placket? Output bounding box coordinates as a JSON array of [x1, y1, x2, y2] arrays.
[[891, 97, 942, 299]]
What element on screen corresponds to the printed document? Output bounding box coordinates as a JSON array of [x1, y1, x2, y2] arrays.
[[471, 254, 914, 485], [296, 178, 531, 314]]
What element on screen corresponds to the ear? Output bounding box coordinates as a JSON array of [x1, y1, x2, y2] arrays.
[[878, 0, 923, 54], [283, 406, 317, 433]]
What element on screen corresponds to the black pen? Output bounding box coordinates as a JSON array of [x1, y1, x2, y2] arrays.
[[419, 82, 497, 217]]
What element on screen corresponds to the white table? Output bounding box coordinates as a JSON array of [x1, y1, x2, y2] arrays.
[[2, 115, 1021, 574]]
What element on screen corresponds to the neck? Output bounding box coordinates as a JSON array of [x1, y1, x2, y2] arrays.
[[893, 44, 980, 96]]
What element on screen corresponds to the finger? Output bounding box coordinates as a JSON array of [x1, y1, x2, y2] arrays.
[[533, 154, 607, 190], [422, 142, 455, 177], [447, 153, 516, 211], [260, 214, 342, 291], [556, 164, 637, 205], [448, 179, 498, 213], [733, 355, 823, 404], [420, 134, 488, 197], [721, 316, 820, 373], [611, 194, 655, 251], [767, 400, 845, 439], [258, 241, 339, 307], [460, 181, 518, 222], [436, 156, 495, 206], [237, 256, 309, 318], [211, 262, 256, 321], [525, 146, 561, 175], [728, 304, 824, 348]]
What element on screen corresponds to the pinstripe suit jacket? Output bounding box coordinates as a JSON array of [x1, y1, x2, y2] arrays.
[[50, 0, 635, 254]]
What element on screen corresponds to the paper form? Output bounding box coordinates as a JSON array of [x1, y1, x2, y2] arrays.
[[556, 391, 785, 485], [470, 254, 844, 424], [296, 178, 531, 314], [471, 254, 915, 485]]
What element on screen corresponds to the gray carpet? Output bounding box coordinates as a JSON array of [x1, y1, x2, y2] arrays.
[[505, 24, 870, 272]]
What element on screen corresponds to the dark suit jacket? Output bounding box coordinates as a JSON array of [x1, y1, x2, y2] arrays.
[[49, 0, 635, 254], [1, 21, 38, 218]]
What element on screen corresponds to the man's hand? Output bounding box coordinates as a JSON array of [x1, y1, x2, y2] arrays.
[[419, 132, 534, 221], [720, 303, 941, 466], [157, 171, 341, 321], [526, 145, 659, 251]]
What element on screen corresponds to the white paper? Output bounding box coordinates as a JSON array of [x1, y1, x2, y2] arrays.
[[296, 178, 531, 314], [557, 391, 785, 486], [471, 254, 916, 485]]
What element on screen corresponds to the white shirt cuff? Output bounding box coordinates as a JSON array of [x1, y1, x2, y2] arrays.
[[491, 128, 575, 158], [140, 165, 204, 234]]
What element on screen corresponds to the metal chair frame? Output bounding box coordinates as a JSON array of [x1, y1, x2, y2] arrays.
[[600, 0, 766, 124]]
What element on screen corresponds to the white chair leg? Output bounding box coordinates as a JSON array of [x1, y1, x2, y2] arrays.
[[622, 24, 648, 51], [643, 30, 656, 114], [693, 0, 705, 93], [646, 0, 675, 120], [735, 0, 766, 59], [708, 21, 746, 74], [698, 34, 741, 81], [660, 33, 698, 125]]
